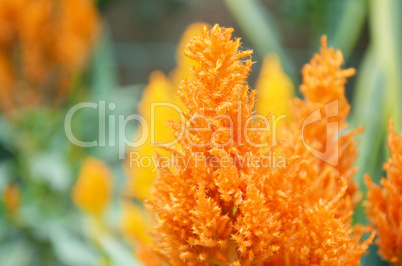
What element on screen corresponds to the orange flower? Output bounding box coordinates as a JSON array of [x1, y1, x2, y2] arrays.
[[72, 157, 112, 215], [365, 120, 402, 264], [0, 0, 99, 111], [269, 37, 374, 264], [279, 36, 362, 211], [140, 25, 373, 265], [3, 183, 20, 212]]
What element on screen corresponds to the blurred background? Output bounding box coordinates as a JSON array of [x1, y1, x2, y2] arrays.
[[0, 0, 400, 265]]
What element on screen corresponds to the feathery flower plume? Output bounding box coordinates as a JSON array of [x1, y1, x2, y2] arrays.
[[140, 25, 373, 265], [269, 36, 375, 265], [365, 120, 402, 265], [279, 36, 362, 211], [0, 0, 99, 111], [72, 157, 112, 215]]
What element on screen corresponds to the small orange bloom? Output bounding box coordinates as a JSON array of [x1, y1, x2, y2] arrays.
[[72, 157, 112, 215], [3, 183, 20, 212], [366, 120, 402, 264], [0, 0, 100, 111]]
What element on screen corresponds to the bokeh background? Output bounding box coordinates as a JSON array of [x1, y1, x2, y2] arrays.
[[0, 0, 400, 265]]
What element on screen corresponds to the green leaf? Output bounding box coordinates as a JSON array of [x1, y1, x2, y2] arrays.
[[90, 25, 118, 99], [351, 46, 387, 225], [50, 226, 99, 266], [326, 0, 367, 60], [0, 240, 35, 266], [28, 153, 72, 192], [98, 234, 140, 266], [223, 0, 297, 84], [370, 0, 402, 130]]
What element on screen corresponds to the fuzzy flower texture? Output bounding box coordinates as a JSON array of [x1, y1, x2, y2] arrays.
[[366, 120, 402, 265], [140, 25, 374, 265]]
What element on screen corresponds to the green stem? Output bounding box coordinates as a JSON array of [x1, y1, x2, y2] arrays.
[[223, 0, 297, 85], [327, 0, 367, 60]]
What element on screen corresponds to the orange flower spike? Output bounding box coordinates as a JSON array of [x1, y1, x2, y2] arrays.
[[366, 119, 402, 264], [180, 25, 253, 119], [300, 36, 355, 114], [144, 24, 297, 265], [285, 35, 361, 208], [72, 157, 113, 215]]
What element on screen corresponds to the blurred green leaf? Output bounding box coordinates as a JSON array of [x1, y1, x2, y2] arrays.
[[326, 0, 367, 60], [351, 46, 386, 224], [369, 0, 402, 130], [99, 234, 140, 266], [0, 115, 15, 152], [0, 160, 15, 187], [0, 240, 35, 266], [223, 0, 297, 84], [50, 225, 98, 266], [90, 25, 118, 99], [281, 0, 367, 60], [89, 84, 144, 163], [28, 153, 72, 192]]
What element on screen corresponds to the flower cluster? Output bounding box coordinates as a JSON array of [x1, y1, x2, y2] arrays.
[[365, 120, 402, 265], [0, 0, 99, 111], [138, 25, 374, 265]]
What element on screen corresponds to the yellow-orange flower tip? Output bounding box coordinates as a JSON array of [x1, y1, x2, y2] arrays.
[[255, 54, 294, 119], [120, 200, 152, 244], [180, 24, 253, 116], [300, 35, 355, 116], [174, 23, 209, 71], [284, 34, 362, 208], [3, 183, 20, 213], [72, 157, 113, 215], [365, 119, 402, 264]]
